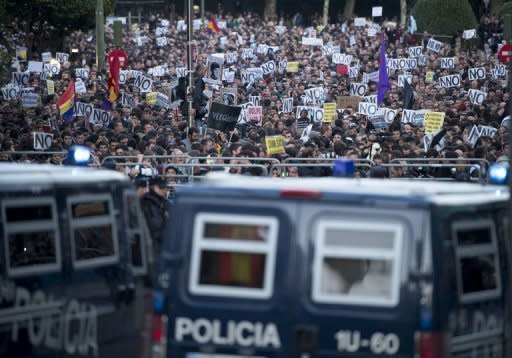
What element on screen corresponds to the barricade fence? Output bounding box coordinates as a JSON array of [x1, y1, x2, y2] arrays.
[[0, 152, 497, 184]]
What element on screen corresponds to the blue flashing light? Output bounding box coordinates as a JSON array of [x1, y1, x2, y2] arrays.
[[333, 159, 355, 177], [64, 146, 91, 166], [152, 290, 165, 313], [488, 162, 509, 185]]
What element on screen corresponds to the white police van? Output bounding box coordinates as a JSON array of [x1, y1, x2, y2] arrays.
[[0, 163, 150, 357], [153, 173, 512, 357]]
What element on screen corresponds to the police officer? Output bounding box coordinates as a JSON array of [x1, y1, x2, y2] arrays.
[[141, 176, 169, 254]]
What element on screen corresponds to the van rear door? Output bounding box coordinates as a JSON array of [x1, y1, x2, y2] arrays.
[[295, 203, 423, 357], [445, 213, 508, 357], [164, 198, 295, 357]]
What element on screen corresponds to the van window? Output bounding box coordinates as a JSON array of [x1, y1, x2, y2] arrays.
[[189, 213, 278, 299], [124, 192, 147, 275], [453, 219, 501, 303], [312, 220, 404, 307], [68, 194, 119, 269], [2, 198, 61, 277]]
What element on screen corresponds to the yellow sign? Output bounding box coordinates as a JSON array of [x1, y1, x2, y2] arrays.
[[425, 71, 435, 83], [146, 92, 158, 104], [423, 111, 445, 134], [286, 62, 299, 73], [16, 46, 27, 62], [47, 80, 55, 95], [265, 135, 285, 155], [323, 102, 337, 123]]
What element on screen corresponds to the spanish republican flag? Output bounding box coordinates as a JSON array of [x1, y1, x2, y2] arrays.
[[108, 55, 120, 103], [208, 16, 220, 32], [56, 80, 75, 121]]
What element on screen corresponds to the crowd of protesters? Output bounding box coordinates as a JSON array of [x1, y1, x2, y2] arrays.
[[0, 7, 510, 188]]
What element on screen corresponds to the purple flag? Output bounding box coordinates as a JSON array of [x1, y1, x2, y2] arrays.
[[377, 35, 390, 105]]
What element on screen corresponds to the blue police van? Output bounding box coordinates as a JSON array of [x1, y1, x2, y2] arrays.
[[0, 163, 151, 357], [152, 173, 511, 357]]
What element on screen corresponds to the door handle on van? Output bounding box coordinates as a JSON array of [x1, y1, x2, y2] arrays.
[[161, 252, 183, 266], [116, 284, 135, 305]]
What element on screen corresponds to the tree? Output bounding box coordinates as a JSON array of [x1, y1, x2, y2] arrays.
[[412, 0, 477, 35], [264, 0, 276, 21], [343, 0, 355, 19], [323, 0, 330, 26]]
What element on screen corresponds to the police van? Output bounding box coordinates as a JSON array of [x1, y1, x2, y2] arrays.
[[153, 173, 511, 357], [0, 163, 150, 357]]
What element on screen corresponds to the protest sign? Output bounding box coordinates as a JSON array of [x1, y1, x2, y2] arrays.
[[47, 80, 55, 95], [302, 37, 323, 46], [261, 60, 276, 75], [220, 87, 237, 105], [349, 36, 357, 47], [12, 72, 29, 87], [249, 96, 261, 107], [323, 103, 337, 123], [247, 106, 263, 126], [387, 58, 418, 70], [358, 102, 379, 116], [28, 61, 43, 73], [402, 109, 429, 126], [426, 38, 443, 53], [90, 108, 113, 127], [21, 93, 39, 108], [146, 92, 158, 105], [423, 112, 445, 134], [121, 93, 135, 108], [282, 98, 294, 113], [462, 29, 477, 40], [304, 87, 324, 105], [242, 48, 254, 59], [336, 96, 361, 109], [56, 52, 69, 63], [43, 62, 61, 76], [398, 74, 412, 87], [134, 73, 153, 92], [349, 67, 359, 78], [407, 46, 423, 58], [257, 44, 269, 55], [295, 106, 324, 122], [468, 67, 486, 81], [372, 6, 383, 17], [33, 132, 53, 150], [439, 74, 461, 88], [354, 18, 366, 26], [75, 102, 94, 118], [75, 78, 87, 94], [286, 62, 299, 73], [425, 71, 435, 83], [363, 71, 379, 83], [226, 52, 238, 64], [42, 52, 52, 63], [156, 37, 167, 47], [362, 95, 377, 104], [16, 46, 27, 62], [332, 53, 352, 65], [349, 83, 367, 97], [119, 70, 129, 84], [440, 57, 455, 69], [468, 89, 487, 106], [2, 84, 20, 100], [207, 102, 242, 131], [265, 135, 285, 155], [223, 69, 235, 83]]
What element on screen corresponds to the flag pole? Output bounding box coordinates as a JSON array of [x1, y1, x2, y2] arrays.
[[187, 0, 194, 129]]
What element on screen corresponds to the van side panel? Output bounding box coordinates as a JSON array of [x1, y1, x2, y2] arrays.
[[433, 204, 509, 358], [0, 183, 144, 357]]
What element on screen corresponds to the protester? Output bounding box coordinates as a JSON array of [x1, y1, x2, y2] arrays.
[[0, 9, 508, 182]]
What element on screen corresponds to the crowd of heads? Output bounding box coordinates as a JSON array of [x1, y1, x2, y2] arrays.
[[0, 8, 509, 183]]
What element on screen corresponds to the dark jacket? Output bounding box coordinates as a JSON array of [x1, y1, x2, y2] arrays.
[[141, 190, 169, 248]]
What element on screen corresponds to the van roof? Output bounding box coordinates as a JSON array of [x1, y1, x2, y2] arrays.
[[0, 163, 129, 188], [182, 173, 509, 206]]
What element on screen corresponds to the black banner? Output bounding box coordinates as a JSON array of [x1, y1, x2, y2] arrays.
[[207, 102, 242, 132]]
